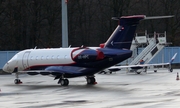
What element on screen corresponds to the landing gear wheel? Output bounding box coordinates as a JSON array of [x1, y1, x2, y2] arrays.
[[154, 70, 157, 72], [136, 72, 141, 74], [87, 77, 96, 84], [59, 79, 69, 86], [169, 68, 173, 72], [64, 79, 69, 86], [14, 79, 22, 84]]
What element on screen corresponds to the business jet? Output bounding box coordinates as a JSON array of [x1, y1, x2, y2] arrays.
[[106, 53, 177, 74], [3, 15, 173, 86]]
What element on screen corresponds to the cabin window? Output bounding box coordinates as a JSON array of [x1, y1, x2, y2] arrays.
[[41, 56, 44, 60], [30, 56, 33, 60], [51, 56, 54, 60], [64, 55, 67, 59], [57, 55, 60, 59], [36, 56, 38, 60], [46, 56, 49, 60]]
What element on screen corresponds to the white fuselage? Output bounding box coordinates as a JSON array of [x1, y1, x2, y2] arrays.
[[3, 47, 99, 73]]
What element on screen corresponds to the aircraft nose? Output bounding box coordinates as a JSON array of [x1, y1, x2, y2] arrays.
[[3, 63, 9, 72]]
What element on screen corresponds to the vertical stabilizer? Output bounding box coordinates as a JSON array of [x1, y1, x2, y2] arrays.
[[104, 15, 145, 49]]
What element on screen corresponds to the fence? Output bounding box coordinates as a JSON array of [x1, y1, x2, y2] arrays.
[[0, 47, 179, 69]]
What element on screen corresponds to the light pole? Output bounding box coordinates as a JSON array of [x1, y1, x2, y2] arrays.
[[62, 0, 68, 48]]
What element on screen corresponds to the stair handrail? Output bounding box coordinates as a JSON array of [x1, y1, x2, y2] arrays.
[[129, 38, 156, 65]]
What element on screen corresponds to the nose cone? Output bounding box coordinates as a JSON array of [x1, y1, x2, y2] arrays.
[[3, 63, 8, 72], [3, 63, 14, 73], [3, 63, 11, 72]]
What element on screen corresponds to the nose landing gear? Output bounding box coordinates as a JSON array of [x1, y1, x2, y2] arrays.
[[14, 72, 22, 84], [14, 78, 22, 84], [13, 67, 22, 84]]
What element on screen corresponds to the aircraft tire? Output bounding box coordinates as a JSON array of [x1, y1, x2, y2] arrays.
[[169, 68, 173, 72], [64, 79, 69, 86], [87, 77, 96, 84], [14, 79, 21, 84], [60, 79, 69, 86], [60, 79, 65, 86], [136, 72, 141, 74]]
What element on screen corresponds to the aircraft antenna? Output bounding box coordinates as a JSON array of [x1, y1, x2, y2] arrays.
[[34, 46, 37, 49]]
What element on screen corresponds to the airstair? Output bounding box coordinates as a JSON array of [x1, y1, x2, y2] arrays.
[[129, 31, 169, 65], [127, 31, 148, 64], [100, 31, 170, 74]]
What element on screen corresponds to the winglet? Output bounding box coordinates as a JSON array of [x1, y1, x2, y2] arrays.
[[169, 53, 177, 64]]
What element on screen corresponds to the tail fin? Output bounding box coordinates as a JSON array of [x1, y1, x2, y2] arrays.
[[104, 15, 145, 49]]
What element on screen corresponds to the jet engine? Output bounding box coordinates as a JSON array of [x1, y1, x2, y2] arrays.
[[71, 48, 104, 62]]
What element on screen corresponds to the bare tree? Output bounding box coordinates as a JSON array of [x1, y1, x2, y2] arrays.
[[0, 0, 179, 50], [160, 0, 180, 46]]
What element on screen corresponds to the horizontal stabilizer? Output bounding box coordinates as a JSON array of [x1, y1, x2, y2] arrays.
[[144, 15, 174, 20], [108, 53, 177, 71], [107, 15, 173, 50], [112, 15, 173, 21]]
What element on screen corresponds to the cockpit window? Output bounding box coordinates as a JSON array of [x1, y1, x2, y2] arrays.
[[8, 54, 18, 63]]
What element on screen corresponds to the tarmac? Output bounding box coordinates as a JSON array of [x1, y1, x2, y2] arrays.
[[1, 69, 180, 108]]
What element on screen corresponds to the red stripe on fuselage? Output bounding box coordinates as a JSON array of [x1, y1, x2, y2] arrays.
[[71, 47, 89, 61], [23, 62, 76, 71]]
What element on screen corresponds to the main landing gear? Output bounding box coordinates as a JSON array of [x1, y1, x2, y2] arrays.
[[12, 67, 22, 84], [86, 76, 96, 85], [57, 75, 97, 86], [58, 78, 69, 86]]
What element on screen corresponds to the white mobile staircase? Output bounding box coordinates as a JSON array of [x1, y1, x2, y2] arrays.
[[129, 31, 169, 65], [126, 31, 148, 64], [100, 31, 170, 74], [129, 38, 156, 65]]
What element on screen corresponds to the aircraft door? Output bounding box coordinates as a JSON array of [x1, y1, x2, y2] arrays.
[[22, 51, 31, 69]]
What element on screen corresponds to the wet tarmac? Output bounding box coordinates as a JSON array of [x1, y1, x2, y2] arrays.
[[1, 69, 180, 108]]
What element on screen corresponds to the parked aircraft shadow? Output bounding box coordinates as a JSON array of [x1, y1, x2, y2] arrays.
[[0, 92, 34, 97], [5, 82, 132, 93]]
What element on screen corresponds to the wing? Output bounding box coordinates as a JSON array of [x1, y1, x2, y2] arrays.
[[18, 66, 84, 76], [108, 53, 177, 71], [108, 63, 169, 70]]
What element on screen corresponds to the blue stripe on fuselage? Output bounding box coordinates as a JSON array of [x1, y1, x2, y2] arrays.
[[27, 48, 132, 78], [44, 48, 132, 78]]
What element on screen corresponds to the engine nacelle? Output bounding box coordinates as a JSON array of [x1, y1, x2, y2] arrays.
[[71, 48, 104, 62]]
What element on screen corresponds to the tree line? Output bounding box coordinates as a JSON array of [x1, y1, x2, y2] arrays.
[[0, 0, 179, 50]]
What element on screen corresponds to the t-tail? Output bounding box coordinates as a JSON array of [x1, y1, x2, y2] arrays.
[[104, 15, 173, 50], [104, 15, 145, 49]]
